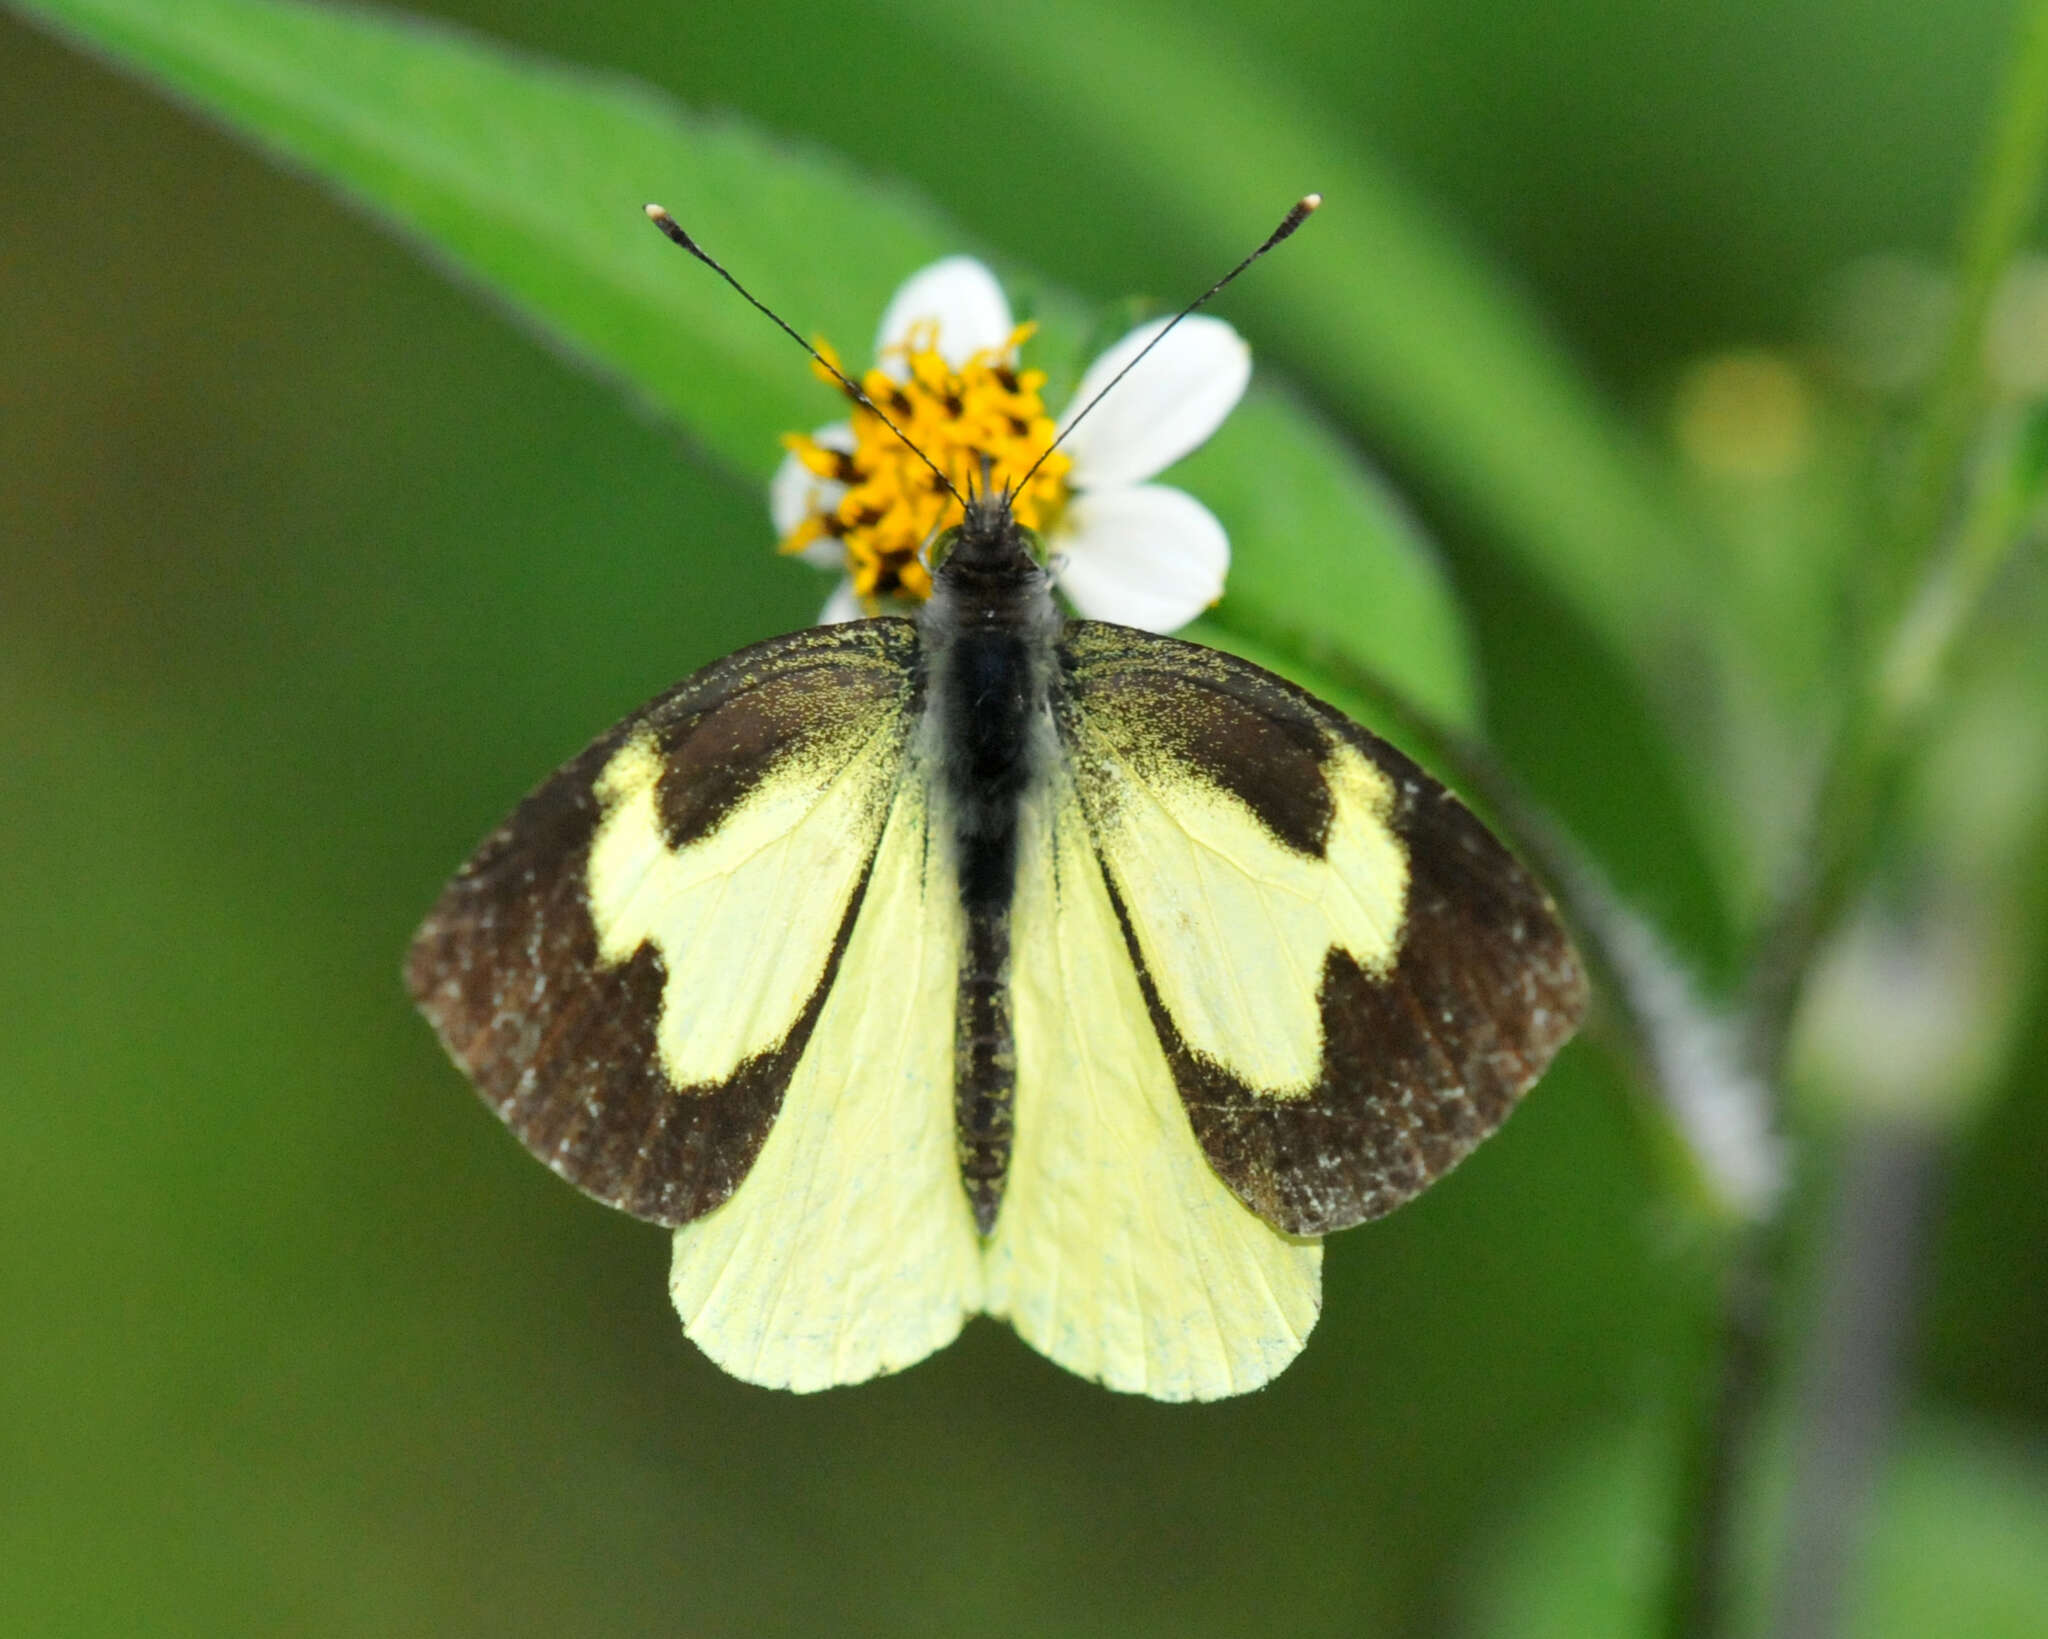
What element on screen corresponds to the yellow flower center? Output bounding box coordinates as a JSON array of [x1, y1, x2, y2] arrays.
[[779, 321, 1072, 604]]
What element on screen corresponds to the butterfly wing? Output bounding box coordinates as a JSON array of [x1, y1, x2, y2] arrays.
[[665, 762, 984, 1390], [408, 620, 981, 1387], [1050, 621, 1588, 1237], [984, 767, 1323, 1401], [411, 613, 1583, 1401]]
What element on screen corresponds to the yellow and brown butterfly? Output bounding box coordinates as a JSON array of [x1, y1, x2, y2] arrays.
[[406, 202, 1587, 1401]]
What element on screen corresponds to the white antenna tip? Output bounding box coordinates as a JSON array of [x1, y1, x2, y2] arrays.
[[644, 203, 669, 221], [1300, 193, 1323, 213]]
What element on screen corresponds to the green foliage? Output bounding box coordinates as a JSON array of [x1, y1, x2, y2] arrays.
[[6, 0, 2048, 1635], [897, 0, 1706, 681], [1468, 1416, 2048, 1639], [8, 0, 1477, 726]]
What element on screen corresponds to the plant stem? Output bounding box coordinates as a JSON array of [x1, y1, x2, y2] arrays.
[[1750, 0, 2048, 1080], [1894, 0, 2048, 574], [1668, 9, 2048, 1638], [1770, 1122, 1945, 1639], [1659, 1224, 1775, 1639]]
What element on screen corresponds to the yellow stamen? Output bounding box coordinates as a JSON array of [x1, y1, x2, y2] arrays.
[[778, 321, 1072, 607]]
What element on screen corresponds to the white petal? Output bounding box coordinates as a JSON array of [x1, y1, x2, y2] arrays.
[[816, 579, 867, 625], [1052, 484, 1229, 632], [1057, 316, 1250, 488], [797, 536, 851, 570], [874, 257, 1014, 376], [768, 422, 854, 546]]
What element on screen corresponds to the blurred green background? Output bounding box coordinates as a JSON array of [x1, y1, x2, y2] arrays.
[[5, 1, 2047, 1634]]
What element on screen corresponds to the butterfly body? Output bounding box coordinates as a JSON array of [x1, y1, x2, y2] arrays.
[[408, 492, 1586, 1398], [920, 497, 1063, 1233]]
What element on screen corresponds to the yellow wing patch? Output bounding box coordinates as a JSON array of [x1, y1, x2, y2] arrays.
[[658, 754, 1321, 1400], [667, 774, 984, 1391], [587, 716, 901, 1089], [1068, 717, 1408, 1096], [984, 773, 1322, 1401]]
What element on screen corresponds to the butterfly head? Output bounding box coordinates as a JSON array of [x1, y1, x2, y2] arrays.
[[919, 487, 1057, 639], [929, 489, 1048, 587]]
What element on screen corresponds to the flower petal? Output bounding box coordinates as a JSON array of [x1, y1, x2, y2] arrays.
[[1052, 484, 1229, 632], [1057, 315, 1250, 488], [770, 423, 855, 566], [873, 257, 1014, 375], [796, 535, 851, 570], [816, 579, 867, 625]]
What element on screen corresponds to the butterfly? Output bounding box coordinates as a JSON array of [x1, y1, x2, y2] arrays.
[[406, 205, 1587, 1401]]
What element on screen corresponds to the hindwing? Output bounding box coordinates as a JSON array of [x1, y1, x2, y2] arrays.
[[986, 766, 1322, 1401], [666, 769, 983, 1390]]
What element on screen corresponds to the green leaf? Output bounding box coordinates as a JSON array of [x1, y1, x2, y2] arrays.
[[13, 0, 1477, 726], [891, 0, 1704, 684], [1180, 386, 1476, 725], [13, 0, 939, 476]]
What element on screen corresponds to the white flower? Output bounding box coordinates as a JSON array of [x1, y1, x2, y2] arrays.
[[769, 256, 1249, 631]]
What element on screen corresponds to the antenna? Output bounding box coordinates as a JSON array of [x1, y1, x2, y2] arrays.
[[644, 204, 966, 508], [1012, 193, 1321, 495]]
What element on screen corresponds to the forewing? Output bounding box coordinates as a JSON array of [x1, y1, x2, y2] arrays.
[[1057, 622, 1587, 1236], [406, 620, 920, 1226]]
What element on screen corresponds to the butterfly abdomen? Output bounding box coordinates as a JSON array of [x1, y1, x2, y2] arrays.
[[955, 909, 1016, 1235], [932, 622, 1051, 1235]]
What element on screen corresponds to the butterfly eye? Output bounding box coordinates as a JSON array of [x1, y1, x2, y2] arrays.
[[926, 525, 963, 571]]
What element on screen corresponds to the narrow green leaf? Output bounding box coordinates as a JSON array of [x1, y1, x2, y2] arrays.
[[1892, 0, 2048, 581], [13, 0, 1477, 724]]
